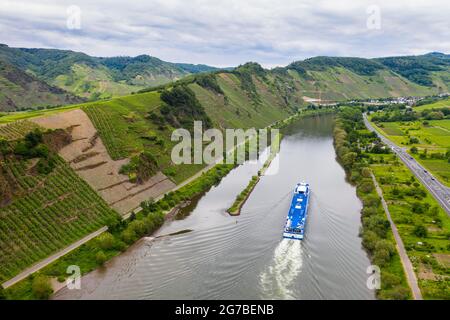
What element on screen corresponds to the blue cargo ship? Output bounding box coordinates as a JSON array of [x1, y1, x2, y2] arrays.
[[283, 182, 310, 240]]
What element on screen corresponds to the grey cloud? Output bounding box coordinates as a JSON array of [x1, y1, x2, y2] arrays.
[[0, 0, 448, 67]]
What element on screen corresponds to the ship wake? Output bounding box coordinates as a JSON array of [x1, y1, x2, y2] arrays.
[[259, 239, 303, 299]]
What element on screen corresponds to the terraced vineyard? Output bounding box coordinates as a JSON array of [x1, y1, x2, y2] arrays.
[[0, 155, 119, 283], [82, 104, 130, 160], [0, 120, 42, 141]]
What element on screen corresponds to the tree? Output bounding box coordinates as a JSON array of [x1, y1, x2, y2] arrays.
[[373, 247, 391, 266], [409, 137, 419, 144], [121, 229, 137, 244], [361, 167, 371, 178], [359, 180, 374, 193], [342, 152, 357, 169], [97, 232, 115, 250], [362, 230, 379, 252], [32, 275, 53, 299], [410, 146, 418, 154], [413, 225, 428, 238]]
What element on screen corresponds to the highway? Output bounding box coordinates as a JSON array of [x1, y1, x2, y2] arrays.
[[363, 113, 450, 216]]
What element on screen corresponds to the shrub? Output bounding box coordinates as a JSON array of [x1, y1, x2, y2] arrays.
[[381, 272, 401, 289], [97, 232, 115, 250], [361, 167, 371, 178], [409, 137, 419, 144], [413, 225, 428, 238], [359, 180, 374, 193], [373, 247, 391, 266], [362, 230, 379, 252], [121, 229, 137, 244], [32, 275, 53, 300], [95, 251, 107, 265]]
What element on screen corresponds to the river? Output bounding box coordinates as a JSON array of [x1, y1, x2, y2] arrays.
[[55, 114, 375, 300]]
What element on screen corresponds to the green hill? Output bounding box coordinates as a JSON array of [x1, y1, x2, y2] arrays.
[[0, 60, 83, 111], [0, 44, 221, 103], [375, 52, 450, 90], [1, 43, 449, 111], [281, 56, 444, 100]]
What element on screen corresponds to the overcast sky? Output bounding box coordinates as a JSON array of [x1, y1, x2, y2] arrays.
[[0, 0, 449, 68]]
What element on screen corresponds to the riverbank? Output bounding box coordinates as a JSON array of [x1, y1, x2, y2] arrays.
[[334, 107, 450, 299], [333, 107, 411, 299], [3, 163, 235, 299]]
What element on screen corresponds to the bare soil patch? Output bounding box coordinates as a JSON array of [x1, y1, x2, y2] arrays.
[[31, 109, 175, 215]]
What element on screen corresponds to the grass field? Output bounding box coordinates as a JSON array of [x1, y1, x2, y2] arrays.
[[369, 153, 450, 299], [372, 120, 450, 186], [414, 98, 450, 111]]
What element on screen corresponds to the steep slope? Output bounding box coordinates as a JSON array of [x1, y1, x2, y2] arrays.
[[281, 56, 440, 101], [0, 123, 119, 283], [0, 60, 83, 111], [0, 44, 221, 101]]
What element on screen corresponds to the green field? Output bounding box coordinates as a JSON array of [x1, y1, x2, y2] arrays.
[[370, 154, 450, 299], [414, 98, 450, 111], [372, 120, 450, 186], [337, 108, 450, 299]]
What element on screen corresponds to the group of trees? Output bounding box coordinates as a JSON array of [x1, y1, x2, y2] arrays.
[[289, 56, 385, 76], [371, 107, 449, 123], [233, 63, 264, 106], [119, 151, 159, 184], [334, 107, 410, 299], [375, 54, 449, 87], [195, 73, 223, 95], [157, 85, 212, 129], [1, 129, 57, 175]]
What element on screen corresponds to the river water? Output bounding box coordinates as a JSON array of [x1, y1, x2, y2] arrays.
[[55, 114, 375, 300]]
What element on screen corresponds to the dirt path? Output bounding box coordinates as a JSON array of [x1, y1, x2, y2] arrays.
[[370, 172, 423, 300]]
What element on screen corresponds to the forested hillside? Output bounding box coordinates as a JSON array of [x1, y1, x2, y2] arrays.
[[0, 44, 220, 105], [0, 59, 83, 111], [0, 44, 449, 111]]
